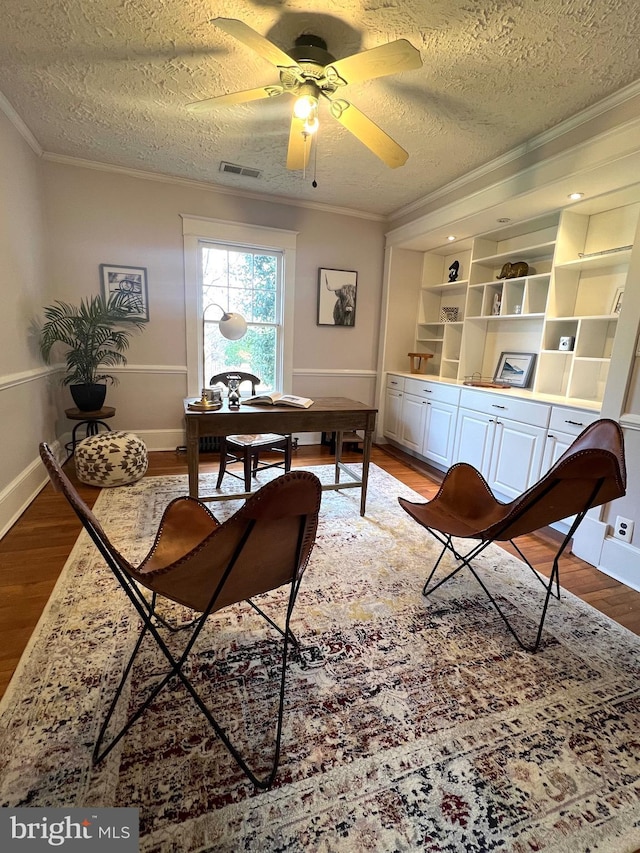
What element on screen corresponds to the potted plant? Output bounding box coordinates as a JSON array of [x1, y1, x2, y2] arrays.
[[39, 292, 145, 411]]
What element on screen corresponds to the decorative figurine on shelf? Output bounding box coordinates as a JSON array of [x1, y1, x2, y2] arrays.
[[448, 260, 460, 282], [497, 260, 529, 279], [492, 293, 502, 315]]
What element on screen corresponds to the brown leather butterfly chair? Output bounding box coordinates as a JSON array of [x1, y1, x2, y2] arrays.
[[398, 419, 626, 652], [210, 371, 293, 492], [39, 442, 321, 788]]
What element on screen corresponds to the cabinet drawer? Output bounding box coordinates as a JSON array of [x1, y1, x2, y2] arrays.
[[404, 377, 460, 404], [386, 374, 405, 391], [549, 406, 600, 436], [459, 388, 550, 428]]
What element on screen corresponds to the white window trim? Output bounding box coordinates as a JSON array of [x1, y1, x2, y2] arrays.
[[182, 215, 298, 395]]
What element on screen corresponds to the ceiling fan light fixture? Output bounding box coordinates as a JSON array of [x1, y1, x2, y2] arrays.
[[293, 88, 319, 121]]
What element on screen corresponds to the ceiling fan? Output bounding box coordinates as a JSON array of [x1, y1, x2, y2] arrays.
[[187, 18, 423, 171]]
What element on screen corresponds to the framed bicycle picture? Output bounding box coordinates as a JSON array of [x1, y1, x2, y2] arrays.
[[100, 264, 149, 321]]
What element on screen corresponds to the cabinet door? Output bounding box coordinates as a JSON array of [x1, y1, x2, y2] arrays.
[[488, 419, 545, 500], [383, 389, 403, 440], [423, 400, 458, 468], [541, 430, 574, 475], [400, 393, 427, 452], [453, 408, 494, 476]]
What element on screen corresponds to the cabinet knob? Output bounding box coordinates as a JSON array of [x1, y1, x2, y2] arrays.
[[423, 388, 432, 393], [491, 404, 506, 409], [564, 419, 584, 427]]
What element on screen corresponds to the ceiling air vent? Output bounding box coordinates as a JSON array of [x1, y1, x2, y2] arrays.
[[219, 161, 262, 179]]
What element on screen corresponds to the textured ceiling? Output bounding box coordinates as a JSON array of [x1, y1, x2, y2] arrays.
[[2, 0, 640, 216]]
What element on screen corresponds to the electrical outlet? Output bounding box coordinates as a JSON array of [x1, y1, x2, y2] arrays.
[[613, 516, 634, 542]]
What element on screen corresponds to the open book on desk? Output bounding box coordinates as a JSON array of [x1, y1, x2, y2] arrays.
[[242, 392, 313, 409]]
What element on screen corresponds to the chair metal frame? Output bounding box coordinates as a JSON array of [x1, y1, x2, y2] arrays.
[[210, 371, 292, 491], [39, 443, 320, 788], [399, 419, 626, 653]]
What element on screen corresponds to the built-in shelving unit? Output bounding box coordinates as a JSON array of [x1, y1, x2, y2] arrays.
[[409, 201, 639, 407]]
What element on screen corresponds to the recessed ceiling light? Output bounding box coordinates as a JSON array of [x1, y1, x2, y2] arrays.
[[497, 217, 511, 223], [568, 192, 584, 200], [447, 235, 456, 241]]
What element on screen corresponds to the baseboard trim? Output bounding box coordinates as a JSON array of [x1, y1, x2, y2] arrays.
[[0, 440, 66, 540], [599, 536, 640, 592]]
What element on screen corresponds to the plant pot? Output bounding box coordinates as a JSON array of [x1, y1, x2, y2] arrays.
[[70, 384, 107, 412]]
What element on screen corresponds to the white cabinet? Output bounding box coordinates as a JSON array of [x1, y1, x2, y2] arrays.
[[454, 388, 550, 500], [423, 398, 458, 468], [406, 377, 460, 467], [383, 375, 404, 441], [453, 407, 495, 473], [384, 374, 460, 469], [487, 419, 547, 500], [399, 391, 426, 452], [541, 406, 600, 474]]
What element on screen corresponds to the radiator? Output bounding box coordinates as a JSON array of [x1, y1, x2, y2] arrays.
[[199, 436, 221, 453]]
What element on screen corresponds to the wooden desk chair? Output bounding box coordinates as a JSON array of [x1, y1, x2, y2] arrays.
[[210, 371, 292, 492], [398, 419, 626, 652], [39, 442, 321, 788]]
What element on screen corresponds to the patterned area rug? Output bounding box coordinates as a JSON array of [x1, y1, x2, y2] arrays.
[[1, 465, 639, 852]]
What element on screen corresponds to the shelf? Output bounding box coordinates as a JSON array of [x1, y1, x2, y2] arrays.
[[421, 279, 469, 293], [555, 248, 632, 271], [548, 314, 619, 322], [472, 241, 556, 266], [467, 312, 544, 320], [469, 272, 551, 289]]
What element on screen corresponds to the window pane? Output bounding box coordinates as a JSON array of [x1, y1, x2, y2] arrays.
[[205, 323, 276, 392], [201, 243, 281, 391], [202, 246, 278, 323]]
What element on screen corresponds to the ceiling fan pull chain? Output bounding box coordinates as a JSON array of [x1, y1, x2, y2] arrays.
[[312, 132, 319, 188], [302, 132, 309, 180]]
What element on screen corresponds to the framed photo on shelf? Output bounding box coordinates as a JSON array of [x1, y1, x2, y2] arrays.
[[317, 268, 357, 326], [100, 263, 149, 321], [493, 351, 536, 388], [611, 286, 624, 315]]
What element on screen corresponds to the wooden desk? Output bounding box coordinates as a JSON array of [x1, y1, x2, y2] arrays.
[[184, 396, 377, 515]]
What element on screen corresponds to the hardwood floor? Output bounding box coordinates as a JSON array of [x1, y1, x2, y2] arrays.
[[1, 443, 639, 700]]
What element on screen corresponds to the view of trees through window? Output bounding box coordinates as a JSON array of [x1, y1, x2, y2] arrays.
[[202, 244, 282, 392]]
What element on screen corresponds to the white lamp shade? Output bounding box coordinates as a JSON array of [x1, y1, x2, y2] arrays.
[[218, 312, 247, 340]]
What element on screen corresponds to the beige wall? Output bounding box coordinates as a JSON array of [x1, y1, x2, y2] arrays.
[[39, 163, 385, 442], [0, 148, 386, 533], [0, 111, 61, 535]]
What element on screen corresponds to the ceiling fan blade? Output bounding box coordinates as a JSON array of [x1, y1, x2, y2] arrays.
[[325, 96, 408, 168], [187, 85, 284, 112], [286, 115, 313, 171], [326, 39, 422, 87], [212, 17, 300, 71]]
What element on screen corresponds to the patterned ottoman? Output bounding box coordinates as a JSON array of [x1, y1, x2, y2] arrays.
[[75, 431, 148, 487]]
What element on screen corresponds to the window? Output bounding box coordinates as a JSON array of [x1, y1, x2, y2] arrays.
[[202, 243, 281, 392], [182, 216, 297, 396]]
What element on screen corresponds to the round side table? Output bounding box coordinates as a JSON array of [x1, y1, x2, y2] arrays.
[[65, 406, 116, 454]]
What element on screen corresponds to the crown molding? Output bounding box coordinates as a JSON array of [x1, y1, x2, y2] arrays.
[[0, 89, 42, 157], [41, 152, 385, 222], [389, 78, 640, 223]]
